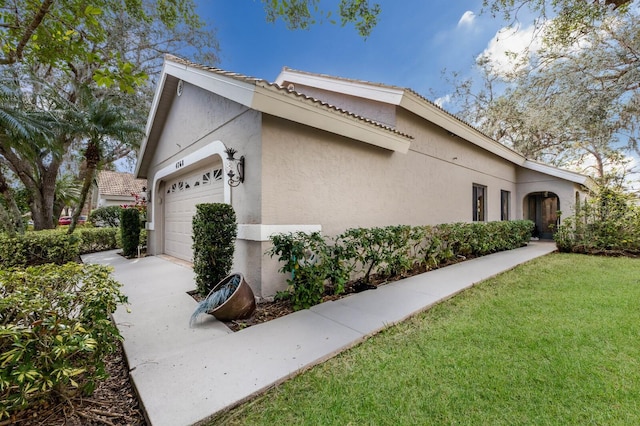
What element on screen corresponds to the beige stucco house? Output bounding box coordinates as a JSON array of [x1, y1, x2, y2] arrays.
[[135, 55, 596, 298]]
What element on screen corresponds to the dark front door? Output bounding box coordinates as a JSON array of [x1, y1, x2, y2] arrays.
[[527, 193, 559, 240]]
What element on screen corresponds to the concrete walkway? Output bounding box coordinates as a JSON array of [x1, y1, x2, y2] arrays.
[[82, 242, 557, 426]]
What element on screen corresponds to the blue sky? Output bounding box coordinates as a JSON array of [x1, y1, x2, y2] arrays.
[[194, 1, 533, 102]]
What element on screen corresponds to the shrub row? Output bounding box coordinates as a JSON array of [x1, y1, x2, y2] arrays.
[[0, 228, 125, 268], [0, 263, 127, 419], [555, 188, 640, 254], [269, 220, 534, 310], [0, 231, 80, 267]]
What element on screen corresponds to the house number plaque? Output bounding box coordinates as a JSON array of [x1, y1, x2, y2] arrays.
[[175, 159, 184, 169]]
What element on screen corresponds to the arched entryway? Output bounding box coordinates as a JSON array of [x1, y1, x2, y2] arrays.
[[524, 192, 560, 240]]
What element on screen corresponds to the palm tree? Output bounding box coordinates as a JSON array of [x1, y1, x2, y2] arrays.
[[0, 78, 56, 234], [67, 94, 143, 234]]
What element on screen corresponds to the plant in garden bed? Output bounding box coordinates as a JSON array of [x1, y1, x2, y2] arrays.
[[268, 231, 344, 310], [268, 220, 534, 312], [555, 188, 640, 255], [119, 208, 140, 258], [192, 203, 237, 296], [0, 263, 127, 420]]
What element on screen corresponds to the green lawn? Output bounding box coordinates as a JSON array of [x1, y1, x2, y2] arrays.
[[213, 254, 640, 425]]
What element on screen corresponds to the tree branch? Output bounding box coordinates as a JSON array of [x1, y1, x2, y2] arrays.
[[0, 0, 55, 65]]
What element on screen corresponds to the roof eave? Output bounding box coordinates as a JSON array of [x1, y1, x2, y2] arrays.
[[135, 58, 257, 178], [399, 92, 525, 164], [275, 68, 405, 105], [253, 84, 412, 153], [135, 64, 170, 179], [522, 160, 598, 191]]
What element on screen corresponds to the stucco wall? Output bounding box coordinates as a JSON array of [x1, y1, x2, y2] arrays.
[[261, 109, 518, 236], [144, 81, 263, 290], [515, 167, 586, 220], [258, 108, 523, 295]]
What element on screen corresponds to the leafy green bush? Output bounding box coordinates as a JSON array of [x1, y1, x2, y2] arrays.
[[89, 206, 123, 227], [0, 231, 80, 268], [268, 232, 335, 310], [77, 227, 119, 254], [192, 203, 237, 296], [0, 263, 127, 419], [337, 225, 420, 284], [119, 208, 140, 258], [269, 220, 534, 310], [115, 228, 146, 250], [555, 188, 640, 254]]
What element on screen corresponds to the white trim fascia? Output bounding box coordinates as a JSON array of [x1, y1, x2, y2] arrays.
[[400, 93, 525, 164], [163, 60, 256, 107], [253, 84, 411, 153], [146, 141, 231, 230], [522, 160, 597, 191], [135, 67, 169, 177], [237, 224, 322, 242], [275, 68, 405, 104]]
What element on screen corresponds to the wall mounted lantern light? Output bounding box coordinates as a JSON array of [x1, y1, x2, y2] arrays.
[[140, 186, 150, 202], [225, 147, 245, 187]]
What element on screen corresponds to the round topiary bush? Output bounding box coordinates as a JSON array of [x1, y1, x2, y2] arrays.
[[192, 203, 237, 296]]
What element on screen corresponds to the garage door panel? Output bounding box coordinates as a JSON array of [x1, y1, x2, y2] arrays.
[[163, 165, 224, 261]]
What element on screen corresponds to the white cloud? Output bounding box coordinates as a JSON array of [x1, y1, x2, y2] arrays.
[[457, 11, 476, 28], [478, 24, 543, 77], [434, 94, 451, 108]]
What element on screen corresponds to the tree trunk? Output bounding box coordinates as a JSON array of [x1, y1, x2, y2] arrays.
[[0, 171, 25, 234], [0, 137, 67, 230], [68, 140, 100, 234]]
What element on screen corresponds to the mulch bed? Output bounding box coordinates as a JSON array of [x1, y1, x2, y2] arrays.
[[3, 343, 147, 426], [218, 259, 457, 332]]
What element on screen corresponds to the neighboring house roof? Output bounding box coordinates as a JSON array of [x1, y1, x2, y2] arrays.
[[98, 170, 147, 198]]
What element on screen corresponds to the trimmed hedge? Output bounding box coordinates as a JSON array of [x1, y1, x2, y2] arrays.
[[0, 231, 80, 267], [120, 208, 140, 258], [77, 227, 119, 253], [192, 203, 237, 296], [0, 263, 127, 419], [269, 220, 534, 310], [0, 228, 123, 268]]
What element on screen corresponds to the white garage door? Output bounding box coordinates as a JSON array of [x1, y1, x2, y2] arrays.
[[164, 165, 224, 261]]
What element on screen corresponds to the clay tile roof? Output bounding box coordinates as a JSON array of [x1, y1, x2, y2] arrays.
[[164, 54, 413, 140], [98, 171, 147, 197], [279, 66, 498, 143]]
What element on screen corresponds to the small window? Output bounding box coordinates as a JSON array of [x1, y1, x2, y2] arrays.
[[501, 190, 511, 221], [213, 169, 223, 181], [202, 172, 211, 185], [473, 184, 487, 222]]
